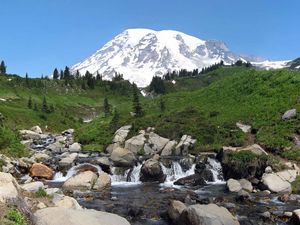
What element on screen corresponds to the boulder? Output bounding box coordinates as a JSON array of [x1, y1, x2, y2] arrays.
[[112, 125, 131, 144], [54, 196, 82, 210], [30, 163, 54, 180], [125, 134, 146, 154], [93, 172, 111, 190], [140, 159, 165, 182], [62, 129, 75, 136], [282, 109, 297, 120], [236, 190, 251, 201], [110, 147, 136, 167], [19, 130, 42, 140], [0, 172, 19, 203], [175, 135, 196, 156], [69, 142, 81, 152], [33, 153, 50, 162], [291, 209, 300, 225], [34, 207, 131, 225], [227, 179, 242, 193], [59, 153, 78, 167], [174, 174, 206, 186], [106, 143, 120, 154], [161, 140, 177, 156], [147, 132, 170, 153], [63, 171, 98, 190], [21, 181, 44, 192], [179, 203, 240, 225], [97, 157, 111, 172], [239, 179, 253, 192], [47, 142, 64, 153], [276, 170, 298, 183], [168, 200, 186, 221], [31, 125, 43, 134], [76, 164, 99, 174], [236, 122, 251, 133], [262, 173, 292, 193]]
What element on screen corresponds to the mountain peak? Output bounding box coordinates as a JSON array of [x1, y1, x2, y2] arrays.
[[71, 28, 288, 87]]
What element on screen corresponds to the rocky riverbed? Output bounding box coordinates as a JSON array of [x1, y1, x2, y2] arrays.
[[1, 125, 300, 225]]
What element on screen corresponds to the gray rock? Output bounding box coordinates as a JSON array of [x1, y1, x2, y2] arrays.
[[34, 207, 131, 225], [239, 179, 253, 192], [168, 200, 186, 221], [19, 130, 42, 140], [69, 142, 81, 152], [21, 181, 44, 192], [161, 140, 177, 156], [147, 132, 170, 153], [140, 158, 165, 182], [262, 173, 292, 193], [179, 203, 240, 225], [59, 153, 78, 167], [175, 135, 196, 156], [282, 109, 297, 120], [63, 171, 97, 190], [236, 122, 251, 133], [125, 134, 146, 154], [106, 143, 120, 154], [0, 172, 20, 203], [112, 125, 131, 144], [227, 179, 242, 193], [31, 125, 43, 134], [110, 147, 136, 167]]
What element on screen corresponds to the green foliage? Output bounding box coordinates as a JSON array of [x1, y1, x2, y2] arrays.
[[292, 176, 300, 193], [132, 84, 143, 117], [280, 148, 300, 161], [159, 98, 165, 113], [5, 208, 28, 225], [0, 127, 28, 157], [226, 150, 258, 169], [27, 96, 32, 109], [35, 188, 47, 198], [103, 97, 110, 116], [0, 60, 6, 74], [149, 76, 166, 94]]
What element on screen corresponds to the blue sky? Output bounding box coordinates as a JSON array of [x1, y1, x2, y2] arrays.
[[1, 0, 299, 77]]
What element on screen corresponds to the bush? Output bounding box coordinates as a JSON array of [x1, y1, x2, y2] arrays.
[[280, 149, 300, 161], [6, 208, 28, 225], [35, 187, 47, 198], [0, 127, 28, 157]]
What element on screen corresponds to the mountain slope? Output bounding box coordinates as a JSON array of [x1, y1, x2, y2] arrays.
[[71, 28, 289, 87]]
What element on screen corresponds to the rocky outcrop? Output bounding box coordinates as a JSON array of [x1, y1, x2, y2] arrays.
[[19, 130, 43, 140], [0, 172, 19, 203], [175, 135, 196, 156], [236, 122, 251, 133], [31, 125, 43, 134], [63, 171, 98, 190], [112, 125, 132, 144], [161, 140, 177, 156], [30, 163, 54, 180], [140, 159, 165, 182], [178, 204, 240, 225], [282, 109, 297, 120], [168, 200, 186, 221], [262, 173, 292, 194], [125, 134, 146, 154], [21, 181, 44, 192], [34, 207, 131, 225], [110, 147, 136, 167], [93, 172, 111, 190], [147, 132, 170, 153], [174, 173, 206, 186]]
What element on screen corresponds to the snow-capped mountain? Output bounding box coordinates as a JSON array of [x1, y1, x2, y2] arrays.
[[71, 28, 290, 87]]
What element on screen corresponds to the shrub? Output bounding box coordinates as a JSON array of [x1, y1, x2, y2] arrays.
[[35, 188, 47, 198], [6, 208, 28, 225]]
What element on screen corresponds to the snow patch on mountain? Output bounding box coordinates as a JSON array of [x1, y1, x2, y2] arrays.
[[71, 28, 289, 87]]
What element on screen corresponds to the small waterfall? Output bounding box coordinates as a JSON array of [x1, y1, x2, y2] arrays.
[[207, 157, 225, 184], [161, 161, 196, 186], [110, 163, 142, 185], [52, 163, 102, 182]]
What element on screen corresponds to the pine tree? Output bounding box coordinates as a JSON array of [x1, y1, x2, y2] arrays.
[[27, 96, 32, 109], [103, 97, 110, 116], [42, 96, 48, 113], [60, 70, 64, 80], [25, 73, 29, 87], [0, 60, 6, 74], [132, 83, 143, 117], [110, 108, 120, 130], [149, 76, 166, 94], [75, 70, 80, 79], [53, 68, 59, 79]]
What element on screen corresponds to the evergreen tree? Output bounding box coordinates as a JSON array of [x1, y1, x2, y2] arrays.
[[75, 70, 80, 79], [49, 104, 55, 113], [27, 96, 32, 109], [42, 96, 48, 113], [103, 97, 110, 116], [25, 73, 29, 87], [0, 60, 6, 74], [53, 68, 59, 79], [110, 108, 120, 130], [60, 70, 64, 80], [160, 97, 166, 113], [132, 83, 143, 117], [149, 76, 166, 94], [81, 80, 86, 90]]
